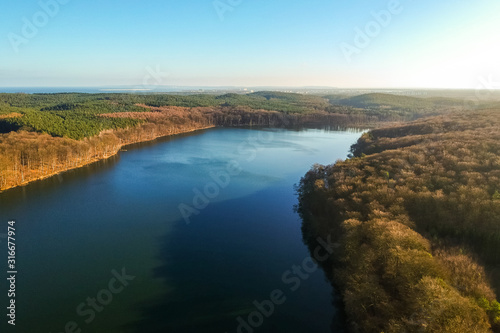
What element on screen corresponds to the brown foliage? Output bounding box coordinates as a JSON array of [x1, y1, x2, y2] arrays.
[[297, 110, 500, 332], [0, 116, 211, 191], [0, 112, 23, 119]]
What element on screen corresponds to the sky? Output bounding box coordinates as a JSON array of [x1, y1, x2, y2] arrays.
[[1, 0, 499, 89]]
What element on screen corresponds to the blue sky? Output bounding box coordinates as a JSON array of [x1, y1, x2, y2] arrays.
[[1, 0, 499, 88]]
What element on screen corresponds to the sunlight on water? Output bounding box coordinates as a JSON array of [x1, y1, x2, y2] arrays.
[[0, 127, 361, 333]]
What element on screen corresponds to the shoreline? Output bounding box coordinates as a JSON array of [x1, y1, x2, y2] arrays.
[[0, 118, 374, 194], [0, 125, 215, 193]]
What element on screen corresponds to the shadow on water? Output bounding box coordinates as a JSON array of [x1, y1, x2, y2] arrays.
[[126, 187, 338, 333], [0, 126, 357, 333], [0, 128, 213, 205], [0, 154, 120, 206], [300, 218, 347, 333]]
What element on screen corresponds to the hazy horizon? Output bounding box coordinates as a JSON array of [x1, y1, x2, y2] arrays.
[[2, 0, 500, 89], [1, 85, 499, 91]]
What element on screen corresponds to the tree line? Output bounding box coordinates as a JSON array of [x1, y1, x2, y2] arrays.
[[1, 91, 495, 192], [296, 110, 500, 332], [0, 99, 376, 191]]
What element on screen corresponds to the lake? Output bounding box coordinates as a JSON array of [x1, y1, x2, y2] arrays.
[[0, 127, 361, 333]]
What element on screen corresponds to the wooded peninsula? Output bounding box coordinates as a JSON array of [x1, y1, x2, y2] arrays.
[[297, 110, 500, 332]]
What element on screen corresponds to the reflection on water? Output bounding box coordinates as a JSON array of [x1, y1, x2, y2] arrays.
[[0, 127, 361, 333], [0, 154, 120, 205]]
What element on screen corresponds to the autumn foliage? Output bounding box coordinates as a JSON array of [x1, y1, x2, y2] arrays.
[[297, 110, 500, 332], [0, 95, 373, 191]]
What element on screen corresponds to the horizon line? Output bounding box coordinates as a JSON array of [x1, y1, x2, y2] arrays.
[[0, 85, 497, 91]]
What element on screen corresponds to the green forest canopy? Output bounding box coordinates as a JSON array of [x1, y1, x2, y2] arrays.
[[0, 91, 498, 140]]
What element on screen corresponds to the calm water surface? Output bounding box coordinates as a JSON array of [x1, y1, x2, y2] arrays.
[[0, 128, 361, 333]]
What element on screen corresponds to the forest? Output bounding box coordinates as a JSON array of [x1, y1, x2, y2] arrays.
[[2, 90, 500, 331], [296, 110, 500, 332], [2, 90, 499, 192], [1, 90, 499, 192], [0, 90, 420, 191]]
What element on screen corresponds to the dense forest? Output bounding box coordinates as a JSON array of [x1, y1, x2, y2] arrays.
[[2, 90, 500, 331], [0, 91, 383, 140], [0, 91, 390, 191], [0, 90, 498, 193], [296, 110, 500, 332]]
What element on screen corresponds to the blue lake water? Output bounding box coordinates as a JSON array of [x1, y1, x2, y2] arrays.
[[0, 127, 361, 333]]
